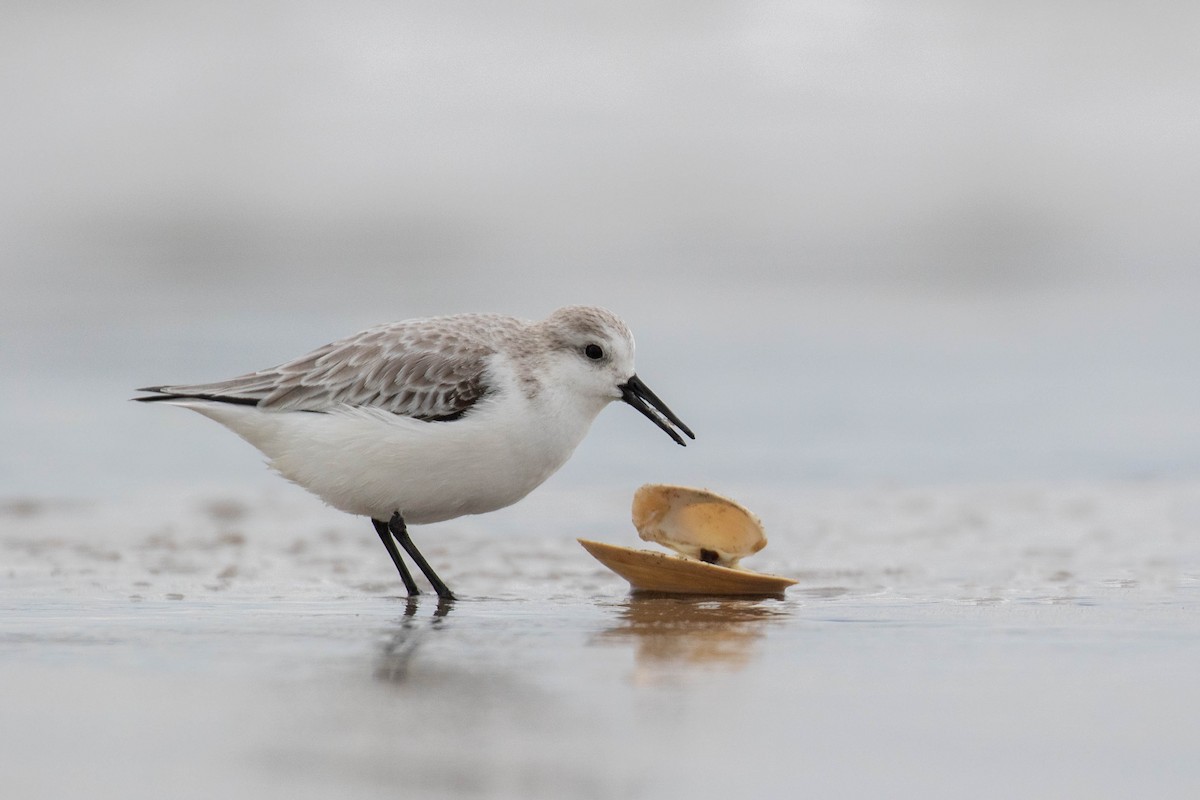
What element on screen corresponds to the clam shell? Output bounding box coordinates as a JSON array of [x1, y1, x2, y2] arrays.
[[632, 484, 766, 568], [579, 539, 797, 596]]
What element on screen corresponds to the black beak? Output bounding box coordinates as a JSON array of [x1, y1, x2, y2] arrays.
[[619, 374, 696, 447]]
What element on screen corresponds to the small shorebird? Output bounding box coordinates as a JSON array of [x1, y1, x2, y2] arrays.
[[136, 306, 694, 599]]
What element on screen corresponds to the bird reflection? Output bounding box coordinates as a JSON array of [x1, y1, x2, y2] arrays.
[[594, 594, 789, 684], [374, 597, 453, 684]]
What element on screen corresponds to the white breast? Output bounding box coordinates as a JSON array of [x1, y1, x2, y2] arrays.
[[172, 360, 610, 524]]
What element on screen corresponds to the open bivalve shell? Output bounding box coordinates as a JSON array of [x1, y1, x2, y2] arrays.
[[578, 484, 796, 596], [632, 484, 766, 568]]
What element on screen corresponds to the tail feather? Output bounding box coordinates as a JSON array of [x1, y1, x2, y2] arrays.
[[133, 387, 260, 406]]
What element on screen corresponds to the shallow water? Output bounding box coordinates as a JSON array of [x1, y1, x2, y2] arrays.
[[4, 483, 1199, 798]]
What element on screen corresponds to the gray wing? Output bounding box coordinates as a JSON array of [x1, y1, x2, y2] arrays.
[[140, 318, 505, 421]]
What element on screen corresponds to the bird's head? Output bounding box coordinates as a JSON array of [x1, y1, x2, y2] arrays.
[[540, 306, 694, 446]]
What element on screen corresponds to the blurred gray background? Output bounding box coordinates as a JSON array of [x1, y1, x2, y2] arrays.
[[3, 1, 1199, 499]]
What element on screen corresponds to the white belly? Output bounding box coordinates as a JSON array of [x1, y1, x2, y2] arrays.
[[175, 392, 603, 524]]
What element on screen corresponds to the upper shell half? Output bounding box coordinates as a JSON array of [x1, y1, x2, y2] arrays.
[[631, 484, 766, 568]]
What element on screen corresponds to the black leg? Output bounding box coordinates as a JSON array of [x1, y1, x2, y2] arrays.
[[389, 511, 455, 600], [372, 518, 420, 596]]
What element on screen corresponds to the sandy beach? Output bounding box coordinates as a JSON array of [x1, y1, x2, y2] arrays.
[[4, 482, 1198, 798]]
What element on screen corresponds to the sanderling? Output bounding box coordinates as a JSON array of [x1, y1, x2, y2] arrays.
[[136, 306, 694, 599]]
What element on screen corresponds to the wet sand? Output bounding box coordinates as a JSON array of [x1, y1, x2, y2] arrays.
[[3, 482, 1199, 798]]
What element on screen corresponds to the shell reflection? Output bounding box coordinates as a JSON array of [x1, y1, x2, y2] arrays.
[[594, 596, 789, 684]]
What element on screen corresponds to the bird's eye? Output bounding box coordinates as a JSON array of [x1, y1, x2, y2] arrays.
[[584, 344, 604, 360]]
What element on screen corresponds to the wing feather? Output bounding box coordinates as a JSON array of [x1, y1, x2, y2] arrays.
[[143, 315, 518, 421]]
